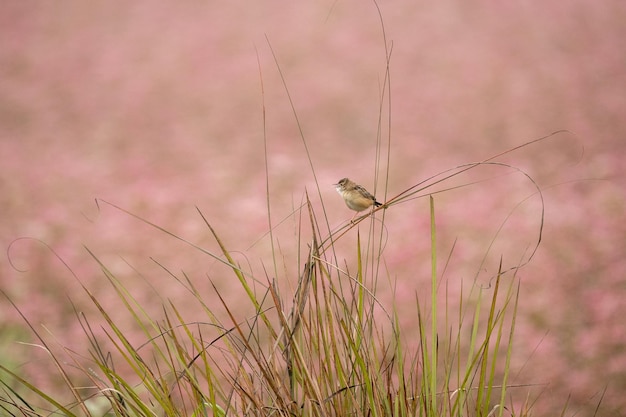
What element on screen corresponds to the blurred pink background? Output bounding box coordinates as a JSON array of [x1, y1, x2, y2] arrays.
[[1, 1, 625, 414]]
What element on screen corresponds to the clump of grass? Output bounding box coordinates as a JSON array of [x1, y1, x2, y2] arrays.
[[2, 188, 530, 417]]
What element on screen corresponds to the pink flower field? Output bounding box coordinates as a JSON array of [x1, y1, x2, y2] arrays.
[[1, 1, 625, 415]]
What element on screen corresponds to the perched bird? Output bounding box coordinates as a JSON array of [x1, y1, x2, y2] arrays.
[[334, 178, 382, 221]]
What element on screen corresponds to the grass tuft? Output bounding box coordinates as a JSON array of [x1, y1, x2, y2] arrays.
[[2, 184, 534, 416]]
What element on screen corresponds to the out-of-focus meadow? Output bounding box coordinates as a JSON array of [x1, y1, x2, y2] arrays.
[[1, 1, 625, 414]]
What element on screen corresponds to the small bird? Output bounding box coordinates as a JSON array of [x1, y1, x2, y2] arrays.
[[334, 178, 382, 221]]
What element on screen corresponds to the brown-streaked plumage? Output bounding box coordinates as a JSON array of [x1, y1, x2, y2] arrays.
[[334, 178, 382, 221]]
